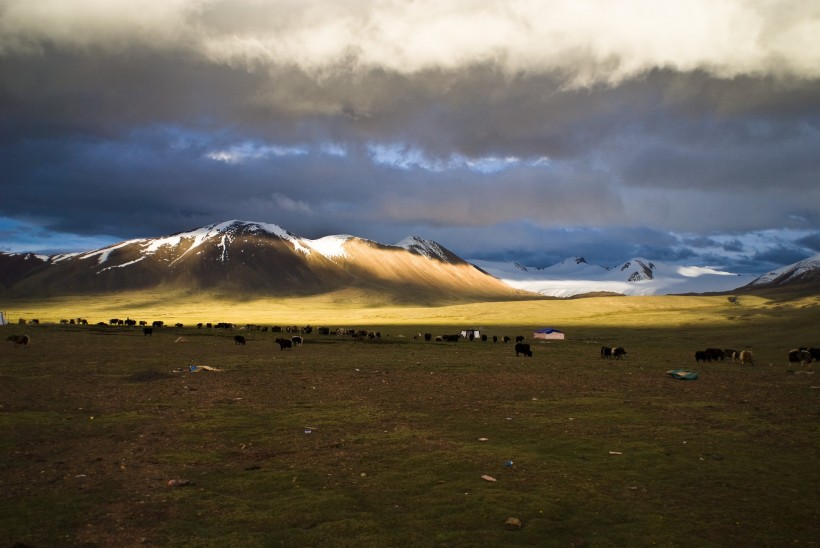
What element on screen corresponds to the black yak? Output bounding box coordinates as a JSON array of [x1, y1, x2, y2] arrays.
[[515, 343, 532, 357]]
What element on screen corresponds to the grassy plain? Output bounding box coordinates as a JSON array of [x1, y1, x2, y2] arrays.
[[1, 292, 819, 546]]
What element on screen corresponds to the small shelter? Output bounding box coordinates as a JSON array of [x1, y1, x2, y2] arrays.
[[0, 311, 7, 326], [533, 328, 564, 340]]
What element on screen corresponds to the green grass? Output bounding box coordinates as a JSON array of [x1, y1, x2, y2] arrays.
[[1, 294, 819, 546]]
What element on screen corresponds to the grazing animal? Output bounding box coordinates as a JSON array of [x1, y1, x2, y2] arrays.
[[515, 335, 525, 343], [601, 346, 612, 358], [6, 335, 29, 346], [143, 327, 153, 336], [739, 350, 754, 366], [704, 348, 726, 361], [724, 349, 738, 361], [291, 336, 303, 346], [234, 335, 246, 345], [612, 347, 627, 359], [424, 333, 432, 341], [788, 349, 812, 365], [807, 348, 820, 361], [275, 338, 292, 350], [695, 350, 709, 362], [502, 336, 511, 343], [152, 321, 164, 328], [515, 343, 532, 357]]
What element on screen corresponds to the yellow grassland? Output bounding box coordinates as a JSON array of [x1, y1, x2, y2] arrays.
[[4, 290, 819, 333]]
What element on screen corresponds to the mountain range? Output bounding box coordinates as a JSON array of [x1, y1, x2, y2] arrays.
[[471, 257, 760, 297], [0, 220, 526, 303], [1, 220, 817, 300]]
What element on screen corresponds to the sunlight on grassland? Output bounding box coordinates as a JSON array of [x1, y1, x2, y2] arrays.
[[3, 291, 811, 330]]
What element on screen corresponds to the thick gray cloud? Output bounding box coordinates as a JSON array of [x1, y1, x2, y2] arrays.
[[1, 0, 819, 274]]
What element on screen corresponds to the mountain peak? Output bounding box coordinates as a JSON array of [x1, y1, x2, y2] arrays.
[[618, 258, 655, 281], [395, 236, 457, 263], [196, 219, 291, 238]]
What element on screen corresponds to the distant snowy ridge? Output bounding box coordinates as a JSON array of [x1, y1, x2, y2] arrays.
[[745, 253, 820, 288], [471, 256, 756, 297]]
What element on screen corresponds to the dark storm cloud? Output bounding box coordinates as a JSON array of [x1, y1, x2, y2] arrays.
[[1, 0, 819, 274], [796, 232, 820, 253]]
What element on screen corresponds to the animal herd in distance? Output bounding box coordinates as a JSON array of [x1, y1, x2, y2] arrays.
[[5, 323, 819, 366]]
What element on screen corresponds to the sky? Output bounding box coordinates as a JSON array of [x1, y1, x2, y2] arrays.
[[1, 0, 819, 274]]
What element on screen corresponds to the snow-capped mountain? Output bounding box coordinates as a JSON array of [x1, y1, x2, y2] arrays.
[[0, 220, 522, 302], [743, 253, 820, 289], [470, 256, 758, 297]]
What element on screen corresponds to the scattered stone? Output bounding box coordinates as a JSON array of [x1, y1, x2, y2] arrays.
[[481, 475, 496, 482], [167, 479, 192, 487], [504, 517, 522, 530]]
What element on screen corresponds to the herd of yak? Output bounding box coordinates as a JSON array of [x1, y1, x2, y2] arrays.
[[4, 328, 819, 366], [691, 346, 819, 366]]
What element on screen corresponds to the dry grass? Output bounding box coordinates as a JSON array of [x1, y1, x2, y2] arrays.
[[1, 292, 819, 546]]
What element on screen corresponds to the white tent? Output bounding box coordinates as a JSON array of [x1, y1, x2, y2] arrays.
[[0, 312, 7, 326], [533, 328, 564, 340]]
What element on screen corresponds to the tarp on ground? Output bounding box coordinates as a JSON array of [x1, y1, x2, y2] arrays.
[[667, 369, 699, 380]]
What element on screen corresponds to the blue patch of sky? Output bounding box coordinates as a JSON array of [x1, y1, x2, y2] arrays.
[[204, 139, 349, 164], [203, 137, 550, 174], [205, 142, 310, 164], [0, 216, 119, 255], [367, 142, 550, 174]]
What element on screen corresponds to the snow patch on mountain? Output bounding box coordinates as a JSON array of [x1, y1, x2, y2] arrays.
[[307, 235, 353, 260], [471, 257, 755, 297]]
